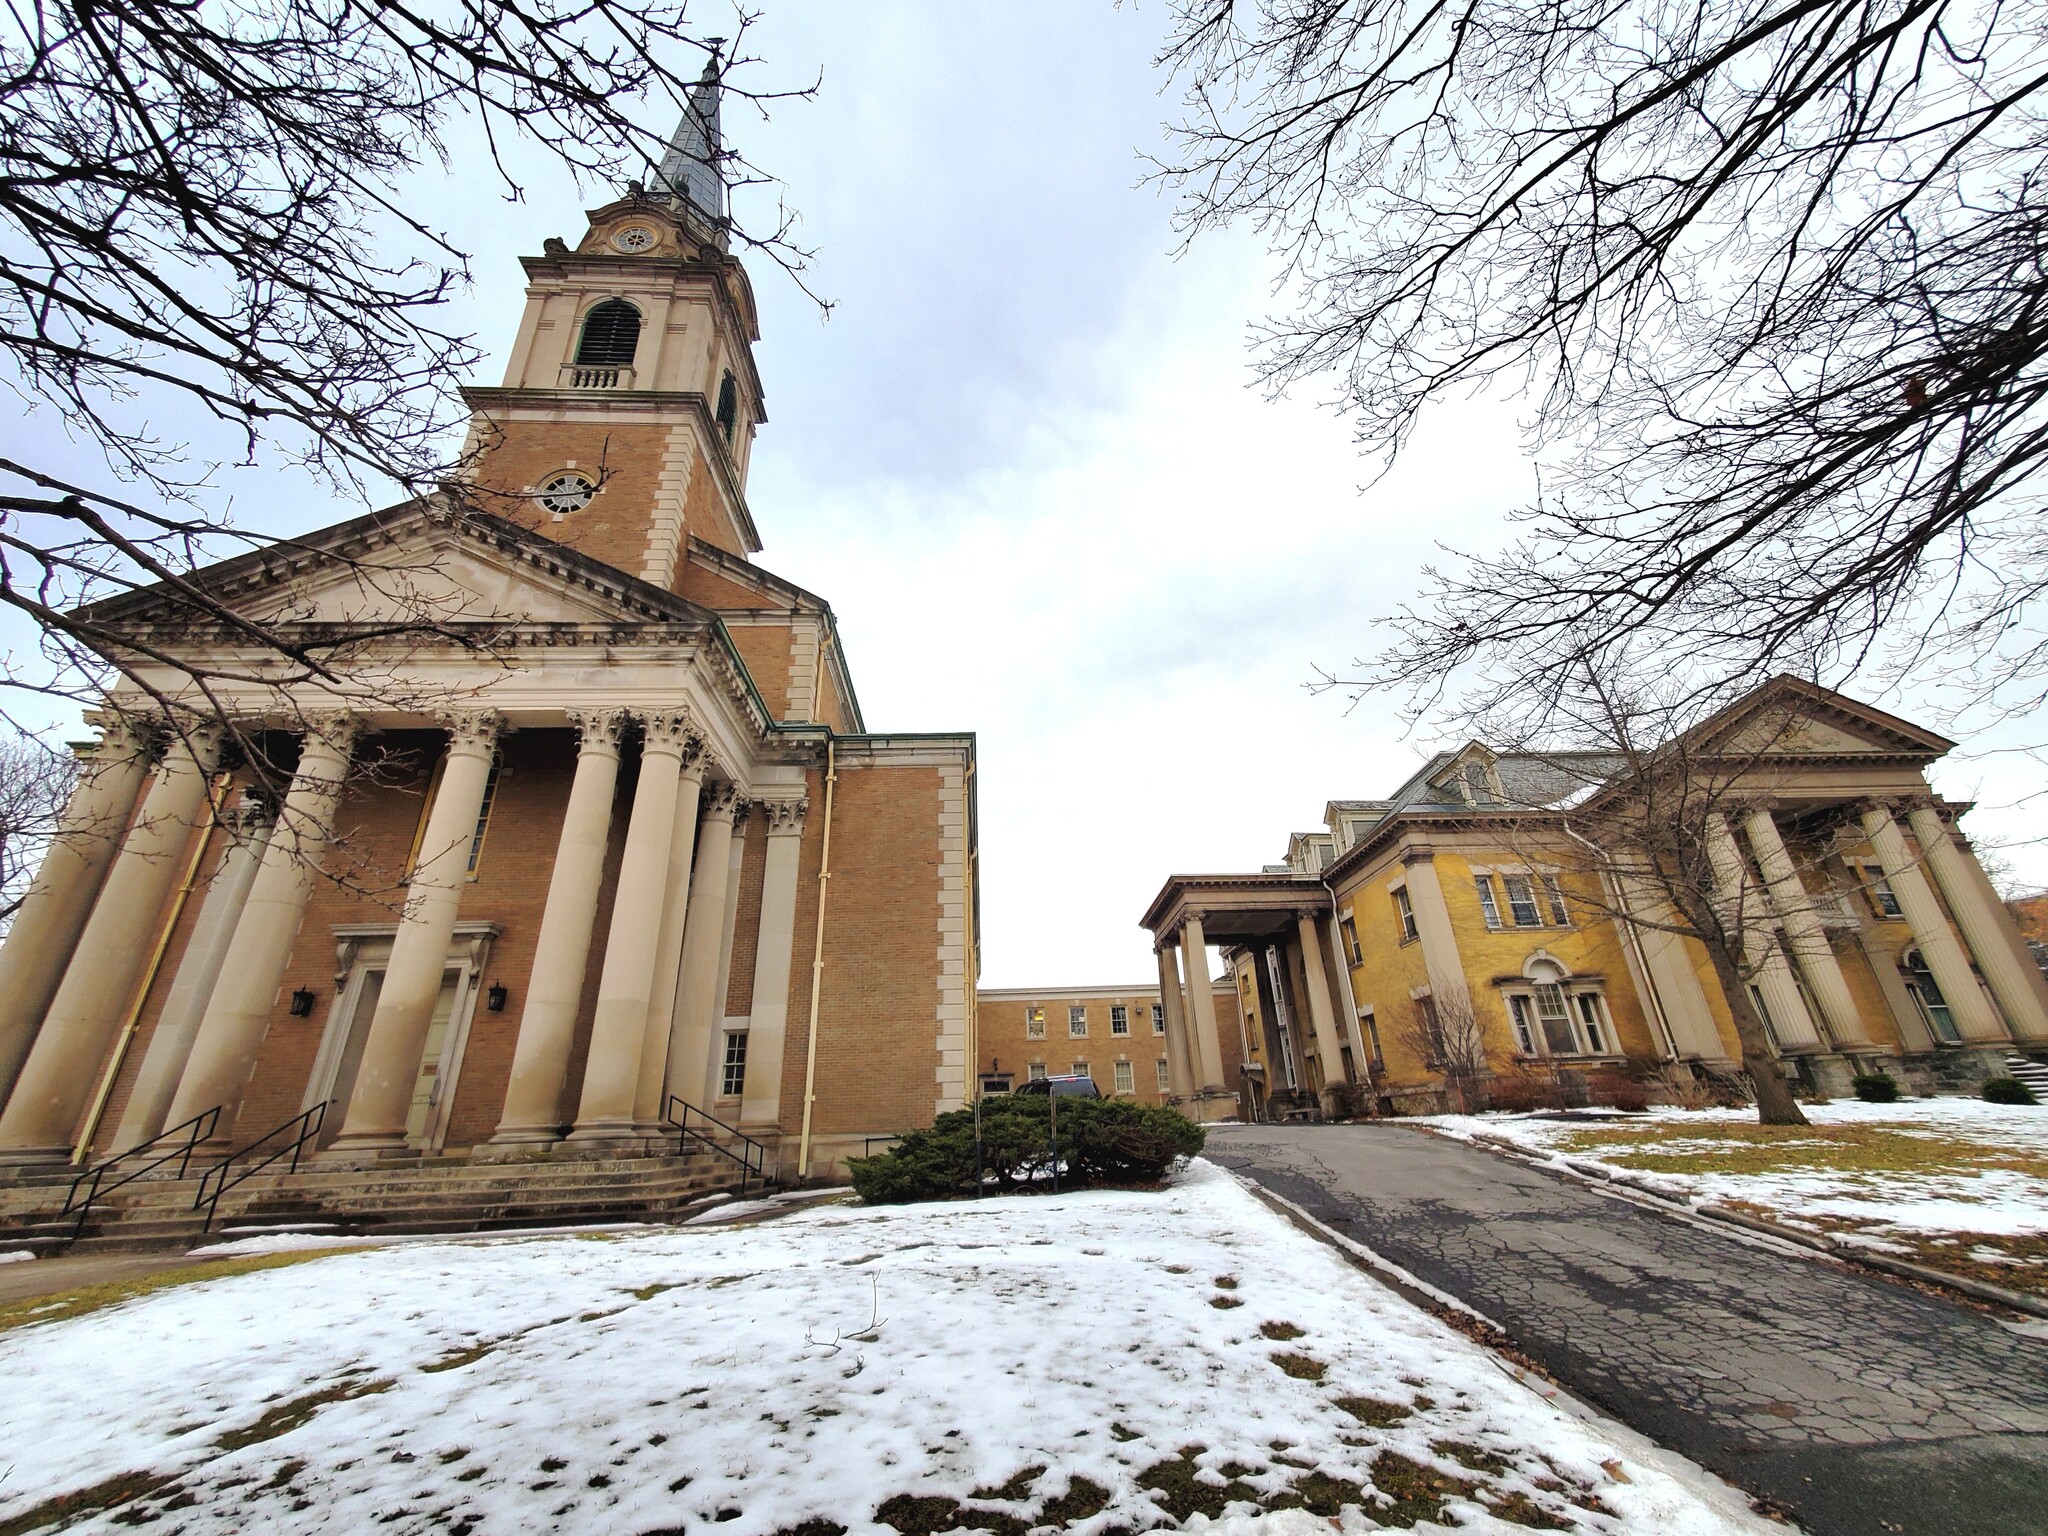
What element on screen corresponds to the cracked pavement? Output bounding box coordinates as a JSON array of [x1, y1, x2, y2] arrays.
[[1206, 1123, 2048, 1536]]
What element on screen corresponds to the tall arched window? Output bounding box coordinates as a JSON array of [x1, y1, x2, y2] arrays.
[[575, 300, 642, 367], [715, 369, 739, 442]]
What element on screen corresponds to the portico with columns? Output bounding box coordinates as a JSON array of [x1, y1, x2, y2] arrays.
[[1145, 678, 2047, 1113], [0, 68, 978, 1192]]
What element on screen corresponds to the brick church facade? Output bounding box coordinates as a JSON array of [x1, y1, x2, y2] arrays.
[[0, 74, 978, 1184]]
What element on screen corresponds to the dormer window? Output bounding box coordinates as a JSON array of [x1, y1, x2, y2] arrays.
[[716, 369, 739, 442], [575, 299, 642, 367]]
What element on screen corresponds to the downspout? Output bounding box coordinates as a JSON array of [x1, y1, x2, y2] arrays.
[[795, 737, 838, 1183], [72, 775, 227, 1164]]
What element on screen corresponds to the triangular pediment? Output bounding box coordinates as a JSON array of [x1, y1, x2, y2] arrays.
[[81, 500, 720, 640], [1693, 677, 1954, 762]]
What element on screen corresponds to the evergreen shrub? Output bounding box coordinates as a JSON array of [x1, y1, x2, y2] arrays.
[[1982, 1076, 2039, 1105], [1852, 1073, 1901, 1103], [847, 1095, 1206, 1205]]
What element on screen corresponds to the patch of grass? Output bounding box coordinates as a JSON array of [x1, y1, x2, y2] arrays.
[[1212, 1275, 1239, 1289], [0, 1251, 340, 1334], [1486, 1490, 1576, 1529], [1109, 1423, 1140, 1443], [1556, 1121, 2048, 1182], [0, 1471, 180, 1535], [627, 1282, 680, 1300], [969, 1466, 1045, 1502], [1136, 1447, 1262, 1521], [1207, 1295, 1243, 1310], [1269, 1351, 1326, 1381], [215, 1377, 392, 1451], [421, 1341, 498, 1373], [873, 1495, 1023, 1536], [1368, 1450, 1477, 1528], [1786, 1214, 2048, 1299], [1273, 1470, 1369, 1517], [770, 1523, 848, 1536], [1333, 1397, 1411, 1428], [1432, 1440, 1510, 1475], [1259, 1321, 1306, 1341], [1039, 1476, 1111, 1524]]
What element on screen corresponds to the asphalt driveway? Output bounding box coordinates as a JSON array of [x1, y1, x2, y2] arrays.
[[1206, 1122, 2048, 1536]]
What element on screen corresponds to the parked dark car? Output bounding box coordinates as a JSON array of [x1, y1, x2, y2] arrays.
[[1013, 1073, 1100, 1099]]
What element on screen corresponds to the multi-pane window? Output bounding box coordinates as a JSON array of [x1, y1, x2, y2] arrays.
[[1028, 1061, 1047, 1081], [1362, 1011, 1385, 1069], [1475, 876, 1504, 928], [1532, 983, 1576, 1054], [1114, 1061, 1135, 1095], [1151, 1004, 1165, 1035], [1901, 949, 1961, 1043], [1068, 1005, 1088, 1038], [1110, 1005, 1130, 1036], [1071, 1061, 1090, 1078], [1543, 875, 1571, 926], [1155, 1058, 1171, 1092], [1865, 869, 1905, 919], [1025, 1007, 1046, 1040], [1574, 993, 1607, 1053], [1747, 985, 1781, 1049], [1393, 886, 1418, 941], [1340, 915, 1363, 964], [720, 1032, 747, 1097], [407, 752, 502, 881], [1503, 874, 1543, 927], [1508, 995, 1538, 1055]]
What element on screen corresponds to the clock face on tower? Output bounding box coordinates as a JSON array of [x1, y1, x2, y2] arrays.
[[610, 224, 658, 254]]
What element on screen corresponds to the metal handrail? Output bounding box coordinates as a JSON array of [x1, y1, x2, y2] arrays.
[[193, 1101, 328, 1231], [61, 1106, 222, 1237], [662, 1094, 767, 1198]]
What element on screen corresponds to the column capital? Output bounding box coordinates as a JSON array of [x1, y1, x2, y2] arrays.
[[227, 789, 277, 835], [438, 708, 504, 755], [567, 707, 629, 754], [640, 706, 704, 761], [1399, 844, 1438, 867], [76, 713, 155, 764], [702, 781, 744, 821], [759, 796, 808, 836]]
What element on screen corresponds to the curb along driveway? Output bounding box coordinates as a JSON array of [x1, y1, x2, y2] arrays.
[[1206, 1123, 2048, 1536]]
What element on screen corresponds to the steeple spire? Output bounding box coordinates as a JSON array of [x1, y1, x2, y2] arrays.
[[655, 45, 727, 242]]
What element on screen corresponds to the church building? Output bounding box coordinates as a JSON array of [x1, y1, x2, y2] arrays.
[[0, 69, 978, 1196]]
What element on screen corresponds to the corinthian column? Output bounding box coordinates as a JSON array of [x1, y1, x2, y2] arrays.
[[740, 795, 808, 1126], [1155, 942, 1195, 1102], [666, 785, 744, 1110], [113, 793, 275, 1148], [490, 709, 627, 1143], [168, 717, 358, 1139], [1743, 810, 1872, 1047], [1860, 803, 2005, 1042], [571, 710, 697, 1140], [632, 744, 709, 1129], [329, 711, 501, 1154], [0, 721, 153, 1110], [1906, 804, 2048, 1042], [0, 722, 223, 1163], [1705, 813, 1823, 1049]]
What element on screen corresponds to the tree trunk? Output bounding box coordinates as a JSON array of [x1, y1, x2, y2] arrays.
[[1701, 941, 1809, 1126]]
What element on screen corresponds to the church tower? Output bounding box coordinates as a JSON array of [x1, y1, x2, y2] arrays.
[[462, 58, 767, 591]]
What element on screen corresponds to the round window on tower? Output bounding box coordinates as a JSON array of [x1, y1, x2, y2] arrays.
[[535, 472, 596, 517], [611, 224, 658, 253]]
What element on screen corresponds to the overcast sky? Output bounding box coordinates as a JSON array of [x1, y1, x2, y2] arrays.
[[9, 1, 2043, 986]]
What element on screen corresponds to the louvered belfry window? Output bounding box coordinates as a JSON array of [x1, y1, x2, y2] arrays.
[[575, 300, 642, 367]]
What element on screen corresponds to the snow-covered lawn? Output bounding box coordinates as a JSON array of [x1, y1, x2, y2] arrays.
[[1422, 1098, 2048, 1292], [0, 1162, 1773, 1536]]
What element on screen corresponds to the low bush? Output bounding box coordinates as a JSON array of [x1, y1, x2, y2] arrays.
[[1852, 1073, 1901, 1103], [1982, 1076, 2040, 1106], [1586, 1069, 1649, 1113], [847, 1095, 1206, 1205], [1484, 1074, 1564, 1114]]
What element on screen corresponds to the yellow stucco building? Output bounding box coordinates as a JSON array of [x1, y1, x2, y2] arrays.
[[1143, 679, 2048, 1116]]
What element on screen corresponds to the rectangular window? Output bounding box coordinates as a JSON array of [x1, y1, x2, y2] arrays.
[[1110, 1004, 1130, 1036], [1575, 992, 1607, 1053], [1114, 1061, 1135, 1095], [1475, 876, 1503, 928], [1068, 1006, 1088, 1038], [1363, 1011, 1385, 1069], [1028, 1060, 1047, 1081], [1865, 869, 1904, 919], [1543, 875, 1571, 926], [1151, 1004, 1165, 1035], [1393, 886, 1418, 941], [1155, 1057, 1171, 1092], [406, 751, 502, 880], [1508, 995, 1538, 1055], [1071, 1060, 1090, 1079], [720, 1032, 747, 1097], [1025, 1007, 1046, 1040], [1747, 985, 1782, 1050], [1534, 983, 1576, 1054], [1340, 915, 1363, 964], [1504, 875, 1543, 927]]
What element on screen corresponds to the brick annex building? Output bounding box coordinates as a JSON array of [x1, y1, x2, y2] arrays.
[[0, 74, 978, 1195]]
